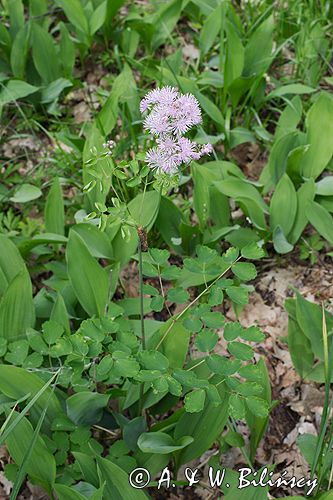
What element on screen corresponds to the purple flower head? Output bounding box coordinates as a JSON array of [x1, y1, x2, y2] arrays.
[[140, 86, 212, 174], [140, 86, 178, 113]]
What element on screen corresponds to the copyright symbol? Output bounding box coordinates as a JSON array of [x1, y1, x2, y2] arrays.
[[129, 468, 150, 489]]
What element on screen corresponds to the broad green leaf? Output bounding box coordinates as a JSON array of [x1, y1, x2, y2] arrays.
[[224, 21, 244, 89], [206, 355, 241, 376], [128, 190, 160, 230], [72, 452, 99, 487], [229, 127, 256, 149], [41, 78, 72, 104], [18, 233, 67, 256], [228, 341, 253, 361], [231, 262, 257, 281], [0, 22, 11, 55], [229, 393, 245, 420], [59, 22, 76, 78], [112, 225, 138, 267], [72, 223, 113, 259], [82, 123, 111, 209], [6, 0, 24, 37], [45, 177, 64, 235], [223, 323, 243, 342], [10, 24, 30, 79], [150, 319, 191, 369], [31, 23, 60, 83], [89, 0, 107, 35], [96, 456, 147, 500], [228, 74, 256, 108], [66, 230, 109, 316], [0, 270, 35, 340], [238, 364, 262, 382], [270, 173, 297, 236], [66, 392, 109, 425], [241, 242, 265, 260], [214, 177, 268, 229], [29, 0, 48, 18], [5, 339, 29, 365], [243, 15, 274, 76], [245, 397, 269, 418], [196, 91, 224, 126], [316, 176, 333, 196], [295, 292, 333, 360], [306, 201, 333, 245], [0, 80, 39, 106], [199, 4, 222, 55], [0, 234, 27, 294], [54, 0, 89, 35], [297, 433, 317, 468], [50, 294, 70, 334], [266, 83, 315, 100], [174, 384, 229, 465], [97, 63, 135, 135], [225, 430, 245, 448], [149, 248, 170, 266], [201, 311, 225, 328], [302, 93, 333, 179], [114, 357, 140, 378], [151, 0, 184, 50], [288, 317, 314, 378], [5, 413, 56, 493], [10, 183, 42, 203], [241, 326, 264, 342], [192, 162, 230, 230], [272, 226, 294, 254], [226, 286, 248, 306], [138, 432, 193, 454], [260, 131, 300, 190], [54, 484, 88, 500], [245, 358, 271, 460], [156, 196, 184, 253], [105, 0, 126, 26], [167, 287, 189, 304], [184, 389, 206, 413], [195, 329, 218, 352], [123, 416, 147, 452], [183, 316, 203, 333], [139, 351, 169, 371], [275, 95, 302, 141], [223, 227, 258, 249], [289, 179, 315, 244]]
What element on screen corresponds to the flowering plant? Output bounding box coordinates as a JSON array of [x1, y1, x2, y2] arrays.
[[141, 87, 212, 174]]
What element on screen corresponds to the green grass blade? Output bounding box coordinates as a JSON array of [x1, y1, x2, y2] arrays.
[[0, 369, 60, 446]]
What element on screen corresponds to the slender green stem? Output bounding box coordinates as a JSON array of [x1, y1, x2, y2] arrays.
[[138, 241, 146, 350], [309, 304, 331, 493], [138, 239, 146, 416]]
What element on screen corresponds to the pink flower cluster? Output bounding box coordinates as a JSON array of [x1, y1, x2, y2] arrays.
[[140, 86, 213, 174]]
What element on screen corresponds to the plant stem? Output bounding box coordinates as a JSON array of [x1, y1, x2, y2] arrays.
[[309, 304, 331, 493], [138, 237, 146, 416], [138, 239, 146, 350]]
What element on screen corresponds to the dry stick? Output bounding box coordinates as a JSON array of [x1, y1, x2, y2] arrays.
[[155, 256, 241, 351]]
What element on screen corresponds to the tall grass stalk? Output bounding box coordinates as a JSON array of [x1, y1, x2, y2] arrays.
[[309, 304, 332, 494]]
